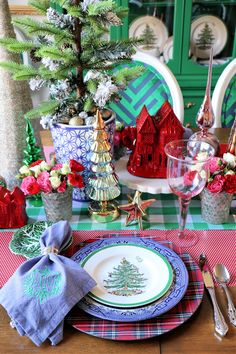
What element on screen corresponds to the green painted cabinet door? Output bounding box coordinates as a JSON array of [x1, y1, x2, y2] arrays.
[[111, 0, 236, 126]]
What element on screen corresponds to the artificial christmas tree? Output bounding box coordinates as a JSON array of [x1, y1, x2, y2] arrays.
[[87, 110, 120, 222], [0, 0, 143, 201], [0, 0, 142, 127]]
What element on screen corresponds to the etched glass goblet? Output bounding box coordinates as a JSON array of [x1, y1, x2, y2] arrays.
[[164, 139, 215, 248]]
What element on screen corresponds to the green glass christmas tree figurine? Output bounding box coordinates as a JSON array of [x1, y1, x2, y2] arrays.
[[23, 117, 42, 166], [87, 110, 120, 222], [22, 117, 43, 206]]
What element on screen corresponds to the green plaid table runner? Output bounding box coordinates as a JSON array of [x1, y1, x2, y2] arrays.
[[27, 186, 236, 231]]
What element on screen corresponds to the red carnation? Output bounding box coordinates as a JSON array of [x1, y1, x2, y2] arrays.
[[68, 173, 84, 188], [21, 176, 41, 195], [224, 174, 236, 194], [207, 175, 225, 193], [69, 160, 85, 173], [29, 160, 43, 168]]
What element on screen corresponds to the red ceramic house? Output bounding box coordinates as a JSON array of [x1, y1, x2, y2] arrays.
[[127, 101, 184, 178]]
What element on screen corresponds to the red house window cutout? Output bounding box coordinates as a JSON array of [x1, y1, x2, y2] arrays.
[[125, 101, 184, 178]]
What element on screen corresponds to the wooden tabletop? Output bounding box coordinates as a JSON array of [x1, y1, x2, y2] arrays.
[[0, 287, 235, 353]]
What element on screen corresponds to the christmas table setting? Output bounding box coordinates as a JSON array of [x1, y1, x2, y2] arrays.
[[0, 0, 236, 353]]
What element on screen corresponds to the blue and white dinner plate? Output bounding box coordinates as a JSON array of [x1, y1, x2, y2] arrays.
[[71, 237, 189, 322]]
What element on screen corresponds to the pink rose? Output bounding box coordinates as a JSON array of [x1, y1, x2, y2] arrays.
[[57, 180, 67, 193], [37, 171, 52, 193], [21, 176, 40, 196], [207, 175, 225, 193], [207, 157, 223, 174]]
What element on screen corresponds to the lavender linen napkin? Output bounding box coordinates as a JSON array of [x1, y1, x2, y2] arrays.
[[0, 221, 96, 346]]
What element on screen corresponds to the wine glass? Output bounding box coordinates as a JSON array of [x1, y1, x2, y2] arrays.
[[164, 139, 215, 248]]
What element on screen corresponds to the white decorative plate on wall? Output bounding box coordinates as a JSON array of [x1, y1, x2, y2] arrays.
[[190, 15, 228, 59], [129, 16, 168, 56]]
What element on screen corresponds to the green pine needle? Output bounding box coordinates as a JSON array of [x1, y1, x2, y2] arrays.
[[113, 65, 144, 85], [83, 97, 94, 112], [63, 5, 82, 18], [87, 1, 114, 16], [0, 61, 34, 74], [12, 18, 74, 43], [0, 38, 38, 53], [13, 67, 38, 80], [36, 45, 76, 63], [28, 0, 50, 15], [25, 100, 59, 119], [87, 80, 97, 94]]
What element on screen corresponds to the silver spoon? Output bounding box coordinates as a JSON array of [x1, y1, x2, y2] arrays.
[[213, 263, 236, 326]]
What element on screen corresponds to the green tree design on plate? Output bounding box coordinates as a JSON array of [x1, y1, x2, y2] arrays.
[[196, 23, 215, 50], [103, 257, 147, 296], [140, 24, 157, 50]]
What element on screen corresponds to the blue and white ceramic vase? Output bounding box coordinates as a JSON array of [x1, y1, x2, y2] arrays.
[[50, 112, 116, 201]]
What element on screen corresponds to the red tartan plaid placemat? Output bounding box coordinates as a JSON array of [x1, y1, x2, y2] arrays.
[[67, 252, 203, 340]]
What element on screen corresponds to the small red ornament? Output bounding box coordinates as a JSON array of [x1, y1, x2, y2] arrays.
[[122, 101, 184, 178], [0, 186, 28, 228]]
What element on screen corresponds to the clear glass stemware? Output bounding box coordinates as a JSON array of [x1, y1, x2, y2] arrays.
[[164, 139, 215, 247]]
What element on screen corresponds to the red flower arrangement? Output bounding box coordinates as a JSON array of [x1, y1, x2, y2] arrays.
[[205, 153, 236, 194], [17, 159, 84, 196]]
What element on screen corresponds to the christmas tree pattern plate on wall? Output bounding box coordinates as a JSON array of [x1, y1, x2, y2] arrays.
[[80, 243, 174, 308], [190, 15, 228, 59], [72, 237, 189, 322], [9, 221, 73, 259]]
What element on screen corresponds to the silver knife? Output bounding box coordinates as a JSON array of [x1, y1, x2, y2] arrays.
[[199, 254, 228, 337]]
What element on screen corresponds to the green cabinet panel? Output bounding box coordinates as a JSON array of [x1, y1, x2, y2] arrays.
[[111, 0, 236, 127]]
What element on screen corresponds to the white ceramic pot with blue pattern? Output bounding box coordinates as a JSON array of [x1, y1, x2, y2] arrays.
[[50, 112, 116, 201]]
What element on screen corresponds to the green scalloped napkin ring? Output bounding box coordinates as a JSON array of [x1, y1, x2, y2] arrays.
[[9, 221, 73, 259]]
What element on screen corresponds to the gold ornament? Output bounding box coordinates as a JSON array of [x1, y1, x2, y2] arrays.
[[69, 116, 84, 126], [119, 191, 156, 230]]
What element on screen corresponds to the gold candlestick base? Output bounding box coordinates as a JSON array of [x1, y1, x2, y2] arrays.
[[88, 201, 120, 223]]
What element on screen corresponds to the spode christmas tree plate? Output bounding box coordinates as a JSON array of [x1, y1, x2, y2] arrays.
[[71, 237, 189, 322], [9, 221, 73, 259], [81, 244, 173, 308], [129, 16, 168, 54], [190, 15, 228, 59]]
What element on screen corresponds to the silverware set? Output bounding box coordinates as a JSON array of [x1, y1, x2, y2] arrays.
[[199, 253, 236, 337]]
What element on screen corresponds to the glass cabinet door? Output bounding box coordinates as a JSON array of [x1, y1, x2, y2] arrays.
[[183, 0, 236, 71], [128, 1, 175, 59]]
